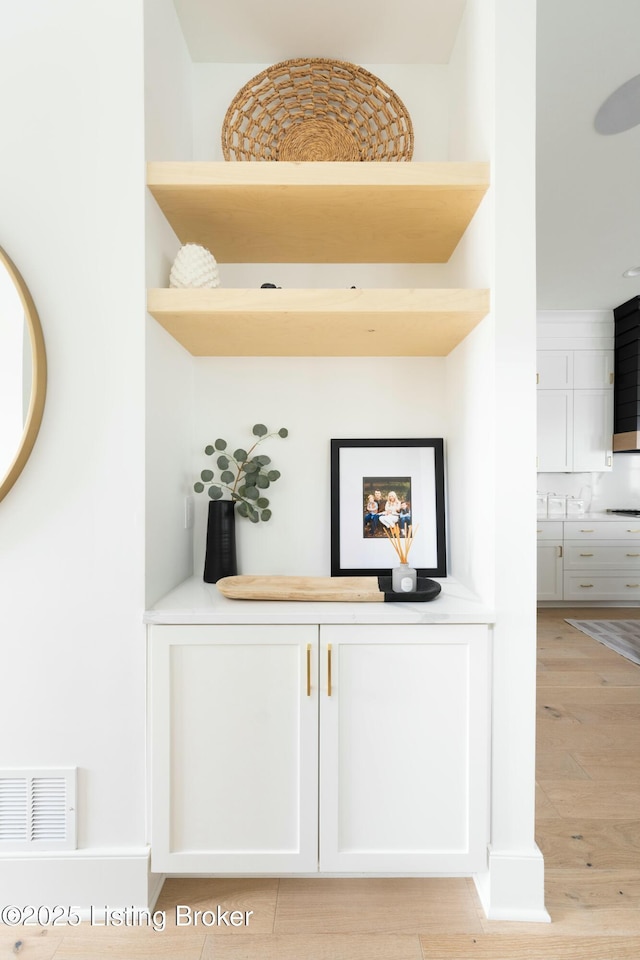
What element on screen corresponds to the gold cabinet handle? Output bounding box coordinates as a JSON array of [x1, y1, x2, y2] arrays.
[[558, 545, 563, 558], [628, 530, 640, 534], [580, 552, 594, 557], [627, 553, 640, 558], [306, 644, 311, 697], [580, 583, 594, 588], [627, 584, 640, 589], [327, 644, 332, 697], [580, 529, 595, 533]]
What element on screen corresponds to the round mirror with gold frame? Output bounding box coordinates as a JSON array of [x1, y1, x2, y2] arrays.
[[0, 246, 47, 503]]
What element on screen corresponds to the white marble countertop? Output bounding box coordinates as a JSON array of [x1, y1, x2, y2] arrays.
[[539, 511, 640, 522], [145, 575, 495, 626]]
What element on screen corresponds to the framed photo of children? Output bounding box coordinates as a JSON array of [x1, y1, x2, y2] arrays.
[[330, 438, 447, 577]]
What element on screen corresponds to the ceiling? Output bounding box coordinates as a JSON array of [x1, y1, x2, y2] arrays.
[[536, 0, 640, 311], [172, 0, 640, 312]]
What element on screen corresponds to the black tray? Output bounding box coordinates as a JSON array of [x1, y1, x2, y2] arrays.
[[377, 576, 442, 602]]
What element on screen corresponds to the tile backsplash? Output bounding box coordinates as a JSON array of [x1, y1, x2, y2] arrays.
[[538, 452, 640, 512]]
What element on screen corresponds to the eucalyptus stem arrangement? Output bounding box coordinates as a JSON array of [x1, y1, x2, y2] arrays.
[[193, 423, 288, 523]]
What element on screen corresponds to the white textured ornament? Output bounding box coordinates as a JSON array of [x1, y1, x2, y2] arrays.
[[169, 243, 221, 288]]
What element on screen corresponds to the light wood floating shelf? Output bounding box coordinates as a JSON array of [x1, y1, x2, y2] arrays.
[[146, 161, 490, 263], [147, 288, 490, 357]]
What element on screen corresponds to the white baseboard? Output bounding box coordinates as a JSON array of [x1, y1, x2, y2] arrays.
[[0, 848, 161, 917], [0, 847, 548, 924], [148, 870, 166, 909], [474, 846, 551, 922]]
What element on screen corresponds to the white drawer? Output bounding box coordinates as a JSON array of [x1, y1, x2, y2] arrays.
[[536, 522, 563, 540], [564, 573, 640, 601], [564, 521, 640, 540], [564, 544, 640, 569]]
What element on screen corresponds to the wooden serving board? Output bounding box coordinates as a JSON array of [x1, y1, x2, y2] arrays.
[[216, 575, 441, 603]]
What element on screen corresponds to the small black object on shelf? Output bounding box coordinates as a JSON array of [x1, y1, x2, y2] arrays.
[[261, 282, 281, 288], [377, 576, 441, 602]]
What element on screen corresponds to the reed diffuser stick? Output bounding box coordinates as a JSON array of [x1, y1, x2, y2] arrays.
[[384, 523, 419, 563]]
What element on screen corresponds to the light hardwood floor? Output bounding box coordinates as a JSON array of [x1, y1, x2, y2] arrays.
[[3, 607, 640, 959]]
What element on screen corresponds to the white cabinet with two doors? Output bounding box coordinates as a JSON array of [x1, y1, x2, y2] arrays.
[[536, 349, 613, 472], [149, 620, 490, 875]]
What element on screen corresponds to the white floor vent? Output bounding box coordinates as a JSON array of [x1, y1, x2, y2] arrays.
[[0, 768, 77, 851]]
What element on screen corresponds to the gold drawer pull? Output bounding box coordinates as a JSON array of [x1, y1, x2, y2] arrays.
[[628, 530, 640, 534], [580, 583, 594, 588], [627, 553, 640, 558], [627, 584, 640, 588], [579, 553, 594, 557], [327, 644, 332, 697], [558, 545, 563, 558], [306, 644, 311, 697], [580, 529, 595, 533]]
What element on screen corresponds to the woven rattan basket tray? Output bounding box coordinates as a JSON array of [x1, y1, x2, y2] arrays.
[[222, 58, 414, 162]]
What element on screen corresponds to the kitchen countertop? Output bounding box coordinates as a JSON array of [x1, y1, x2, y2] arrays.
[[145, 575, 495, 626], [539, 511, 640, 521]]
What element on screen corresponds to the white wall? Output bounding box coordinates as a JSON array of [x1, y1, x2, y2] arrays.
[[487, 0, 544, 920], [448, 0, 546, 921], [191, 357, 447, 577], [445, 317, 495, 598], [444, 0, 494, 602], [0, 0, 150, 907], [145, 0, 197, 606]]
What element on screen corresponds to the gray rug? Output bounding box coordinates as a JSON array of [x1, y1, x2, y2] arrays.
[[565, 619, 640, 666]]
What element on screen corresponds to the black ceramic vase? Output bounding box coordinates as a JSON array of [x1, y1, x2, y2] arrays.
[[203, 499, 237, 583]]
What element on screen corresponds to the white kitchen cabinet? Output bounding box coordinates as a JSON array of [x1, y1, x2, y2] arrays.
[[149, 623, 319, 873], [319, 624, 489, 873], [149, 620, 490, 875], [537, 350, 573, 388], [564, 520, 640, 540], [563, 520, 640, 601], [565, 543, 640, 568], [573, 389, 613, 471], [536, 523, 563, 601], [537, 349, 613, 472], [573, 350, 614, 389], [537, 389, 572, 471], [537, 518, 640, 603], [536, 349, 613, 389], [563, 574, 640, 602]]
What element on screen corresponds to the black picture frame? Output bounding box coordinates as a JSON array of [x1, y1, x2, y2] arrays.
[[330, 438, 447, 577]]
